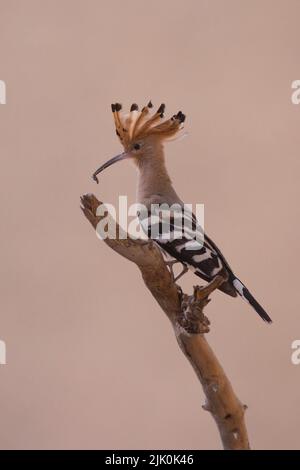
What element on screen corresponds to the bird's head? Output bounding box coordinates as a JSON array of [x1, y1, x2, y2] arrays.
[[92, 101, 186, 182]]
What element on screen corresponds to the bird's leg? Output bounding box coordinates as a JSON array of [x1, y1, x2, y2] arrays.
[[165, 259, 179, 281], [165, 260, 188, 283], [174, 264, 189, 283]]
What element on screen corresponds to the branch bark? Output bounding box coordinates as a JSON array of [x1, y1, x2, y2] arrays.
[[80, 193, 250, 450]]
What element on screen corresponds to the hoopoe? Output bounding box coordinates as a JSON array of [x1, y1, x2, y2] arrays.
[[92, 101, 272, 323]]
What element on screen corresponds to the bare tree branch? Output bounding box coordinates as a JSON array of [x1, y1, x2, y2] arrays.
[[80, 193, 250, 450]]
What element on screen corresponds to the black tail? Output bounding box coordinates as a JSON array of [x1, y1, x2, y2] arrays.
[[232, 277, 272, 323]]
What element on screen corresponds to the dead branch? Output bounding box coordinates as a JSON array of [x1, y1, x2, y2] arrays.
[[80, 193, 250, 450]]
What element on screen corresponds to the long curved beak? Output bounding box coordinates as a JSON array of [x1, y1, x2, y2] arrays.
[[92, 152, 130, 183]]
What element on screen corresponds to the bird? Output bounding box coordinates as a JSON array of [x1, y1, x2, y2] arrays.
[[92, 101, 272, 323]]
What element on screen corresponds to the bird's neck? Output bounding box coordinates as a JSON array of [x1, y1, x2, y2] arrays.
[[136, 144, 182, 206]]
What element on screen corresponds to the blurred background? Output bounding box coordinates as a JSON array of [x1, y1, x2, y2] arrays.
[[0, 0, 299, 450]]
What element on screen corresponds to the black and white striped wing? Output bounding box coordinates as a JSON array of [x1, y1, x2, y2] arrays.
[[138, 206, 229, 283], [138, 205, 272, 321]]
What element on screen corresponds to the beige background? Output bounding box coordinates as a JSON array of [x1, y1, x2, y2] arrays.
[[0, 0, 299, 450]]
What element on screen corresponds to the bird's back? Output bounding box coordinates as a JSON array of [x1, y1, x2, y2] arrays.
[[138, 203, 237, 297]]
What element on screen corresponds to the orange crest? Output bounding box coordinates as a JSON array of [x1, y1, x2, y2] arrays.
[[111, 101, 186, 149]]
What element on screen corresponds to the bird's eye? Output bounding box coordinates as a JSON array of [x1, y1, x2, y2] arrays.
[[133, 143, 141, 151]]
